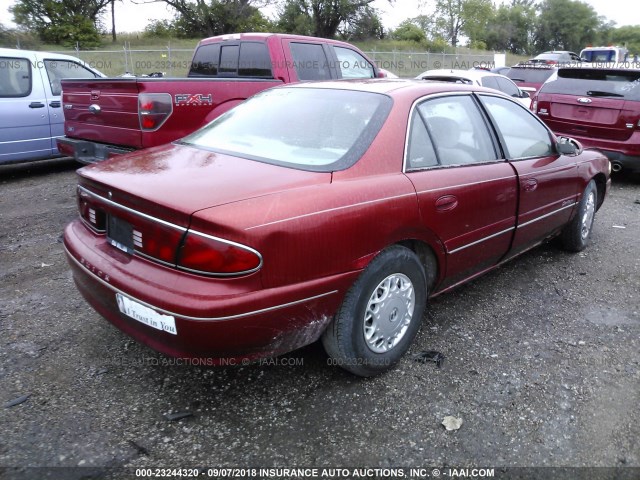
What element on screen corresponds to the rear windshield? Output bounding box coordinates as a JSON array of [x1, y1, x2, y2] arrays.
[[540, 68, 640, 101], [506, 67, 555, 84], [580, 50, 620, 63], [180, 87, 392, 172]]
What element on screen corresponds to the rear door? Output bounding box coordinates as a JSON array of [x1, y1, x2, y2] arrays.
[[404, 93, 518, 288], [0, 53, 53, 163], [478, 93, 579, 257]]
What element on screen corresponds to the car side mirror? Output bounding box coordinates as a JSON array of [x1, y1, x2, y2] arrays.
[[520, 90, 530, 99], [557, 137, 580, 156]]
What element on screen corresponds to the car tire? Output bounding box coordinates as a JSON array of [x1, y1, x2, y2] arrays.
[[322, 245, 427, 377], [560, 180, 597, 252]]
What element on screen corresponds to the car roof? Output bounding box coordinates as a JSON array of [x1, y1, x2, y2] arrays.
[[416, 69, 501, 81], [284, 78, 506, 99]]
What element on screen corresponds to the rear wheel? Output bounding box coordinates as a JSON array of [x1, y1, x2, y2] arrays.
[[322, 245, 427, 377], [561, 180, 597, 252]]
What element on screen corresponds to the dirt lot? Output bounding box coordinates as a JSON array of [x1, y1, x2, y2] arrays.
[[0, 159, 639, 480]]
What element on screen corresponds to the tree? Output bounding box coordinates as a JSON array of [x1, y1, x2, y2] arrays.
[[151, 0, 273, 38], [484, 0, 537, 54], [533, 0, 601, 53], [612, 25, 640, 56], [460, 0, 494, 49], [392, 19, 427, 43], [10, 0, 109, 46], [276, 0, 314, 35], [339, 5, 384, 40]]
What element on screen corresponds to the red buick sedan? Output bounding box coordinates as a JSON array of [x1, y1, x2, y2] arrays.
[[64, 80, 611, 376]]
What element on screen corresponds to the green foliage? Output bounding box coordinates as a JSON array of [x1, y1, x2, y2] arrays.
[[144, 19, 178, 39], [533, 0, 601, 52], [611, 25, 640, 54], [484, 1, 537, 54], [276, 0, 315, 36], [10, 0, 108, 47], [339, 6, 385, 41], [392, 20, 427, 44]]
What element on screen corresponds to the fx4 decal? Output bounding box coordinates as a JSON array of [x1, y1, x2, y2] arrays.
[[175, 94, 213, 106]]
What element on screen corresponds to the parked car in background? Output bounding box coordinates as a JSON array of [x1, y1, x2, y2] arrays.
[[506, 63, 558, 94], [579, 45, 629, 64], [64, 79, 610, 377], [0, 48, 104, 164], [528, 51, 582, 65], [415, 69, 533, 108], [533, 67, 640, 174], [57, 33, 381, 164]]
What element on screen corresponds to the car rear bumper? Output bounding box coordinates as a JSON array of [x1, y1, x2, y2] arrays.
[[63, 219, 357, 363], [57, 137, 133, 164], [598, 150, 640, 174]]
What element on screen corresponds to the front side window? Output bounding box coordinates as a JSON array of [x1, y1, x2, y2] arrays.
[[44, 60, 97, 96], [479, 94, 553, 159], [408, 95, 498, 167], [289, 43, 331, 81], [0, 57, 31, 97], [334, 47, 374, 79], [495, 77, 520, 97], [181, 88, 392, 172]]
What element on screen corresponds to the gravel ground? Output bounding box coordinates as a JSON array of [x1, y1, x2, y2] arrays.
[[0, 159, 639, 480]]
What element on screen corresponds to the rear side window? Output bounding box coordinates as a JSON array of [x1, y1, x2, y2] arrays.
[[334, 47, 374, 79], [238, 43, 272, 77], [44, 60, 98, 96], [0, 57, 31, 97], [540, 68, 640, 101], [506, 67, 555, 84], [290, 43, 331, 81]]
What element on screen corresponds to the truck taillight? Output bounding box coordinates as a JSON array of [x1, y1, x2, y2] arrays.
[[177, 232, 262, 276], [139, 93, 173, 131]]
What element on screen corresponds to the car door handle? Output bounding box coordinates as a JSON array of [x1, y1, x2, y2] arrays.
[[29, 102, 45, 109], [522, 178, 538, 192], [49, 101, 61, 108], [435, 195, 458, 211]]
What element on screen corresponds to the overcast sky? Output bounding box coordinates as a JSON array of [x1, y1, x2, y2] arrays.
[[0, 0, 637, 35]]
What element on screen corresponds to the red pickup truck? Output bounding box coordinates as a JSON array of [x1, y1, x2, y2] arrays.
[[57, 33, 382, 163]]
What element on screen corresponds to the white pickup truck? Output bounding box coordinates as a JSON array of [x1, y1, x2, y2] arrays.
[[0, 48, 103, 164]]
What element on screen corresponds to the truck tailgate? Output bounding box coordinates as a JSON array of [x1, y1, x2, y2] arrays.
[[62, 78, 283, 150]]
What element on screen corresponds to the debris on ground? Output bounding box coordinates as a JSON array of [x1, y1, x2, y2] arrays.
[[4, 394, 31, 408], [164, 411, 193, 421], [412, 350, 445, 368], [442, 416, 463, 431]]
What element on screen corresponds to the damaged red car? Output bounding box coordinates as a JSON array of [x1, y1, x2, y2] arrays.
[[64, 80, 611, 376]]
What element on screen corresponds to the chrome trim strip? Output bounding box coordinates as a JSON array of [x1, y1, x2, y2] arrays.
[[78, 185, 186, 232], [448, 227, 515, 254], [77, 185, 264, 275], [245, 192, 416, 230], [65, 244, 337, 322], [415, 175, 517, 194], [517, 202, 576, 229]]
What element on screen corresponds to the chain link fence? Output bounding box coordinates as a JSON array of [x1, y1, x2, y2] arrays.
[[53, 45, 504, 78]]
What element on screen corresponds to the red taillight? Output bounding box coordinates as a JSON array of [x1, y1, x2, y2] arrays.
[[78, 188, 106, 232], [138, 93, 173, 131], [132, 217, 185, 265], [178, 231, 262, 275]]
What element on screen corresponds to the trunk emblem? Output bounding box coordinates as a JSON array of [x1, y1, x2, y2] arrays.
[[577, 98, 592, 104], [89, 104, 101, 114]]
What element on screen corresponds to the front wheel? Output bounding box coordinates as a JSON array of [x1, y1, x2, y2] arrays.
[[561, 180, 597, 252], [322, 245, 427, 377]]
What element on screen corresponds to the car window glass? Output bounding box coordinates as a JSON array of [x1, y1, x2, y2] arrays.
[[182, 88, 391, 172], [44, 60, 97, 96], [219, 45, 239, 74], [415, 95, 498, 166], [289, 43, 331, 81], [506, 67, 555, 84], [540, 68, 640, 101], [334, 47, 374, 79], [0, 57, 31, 97], [238, 42, 272, 77], [480, 94, 553, 159], [481, 76, 499, 90], [189, 44, 220, 76], [496, 77, 520, 97], [406, 110, 438, 170]]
